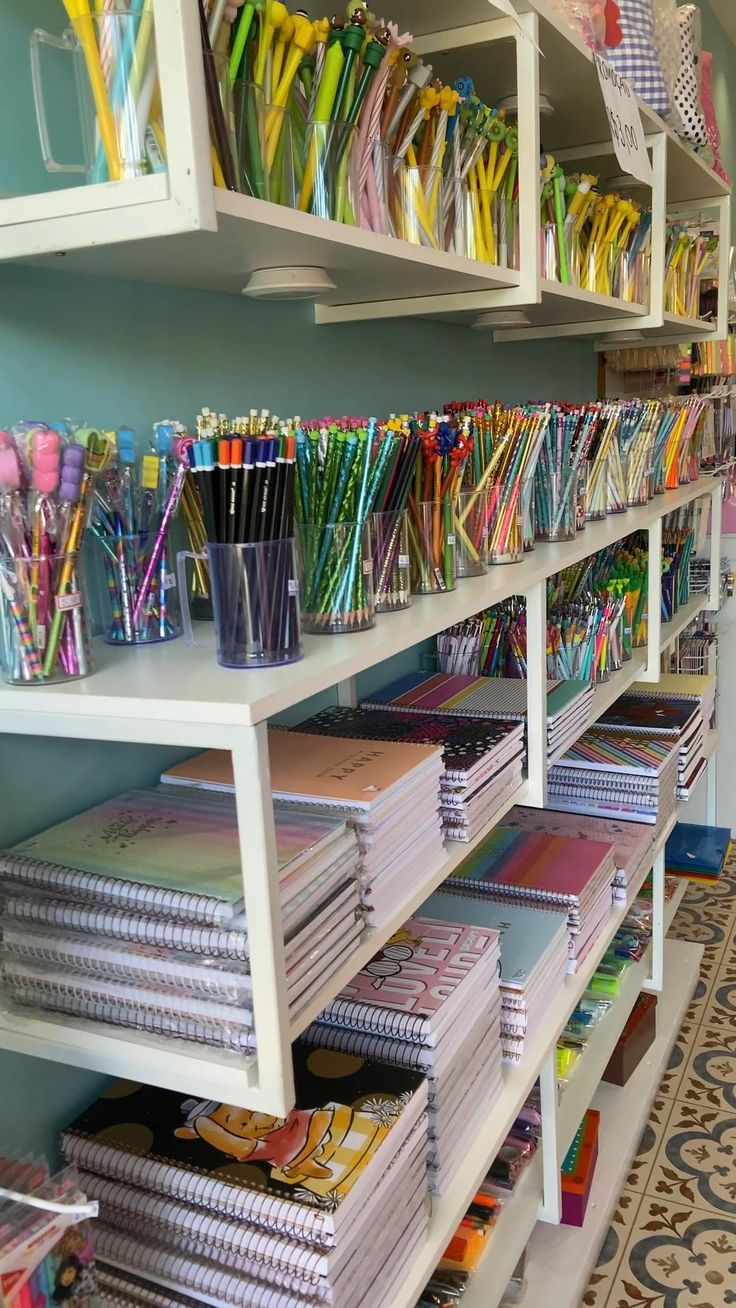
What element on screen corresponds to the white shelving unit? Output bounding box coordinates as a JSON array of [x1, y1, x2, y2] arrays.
[[0, 5, 729, 1303], [4, 1, 730, 337], [0, 478, 722, 1117]]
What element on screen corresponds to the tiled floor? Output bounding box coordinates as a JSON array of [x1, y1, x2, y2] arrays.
[[581, 854, 736, 1308]]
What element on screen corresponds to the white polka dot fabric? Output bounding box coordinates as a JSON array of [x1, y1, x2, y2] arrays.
[[674, 4, 708, 146], [652, 0, 685, 131], [604, 0, 670, 118]]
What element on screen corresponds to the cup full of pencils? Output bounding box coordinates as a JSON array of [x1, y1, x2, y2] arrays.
[[371, 509, 411, 612], [0, 549, 93, 685], [298, 520, 375, 633], [454, 488, 488, 578], [408, 497, 456, 594], [232, 78, 271, 200], [390, 159, 443, 248], [94, 531, 180, 645], [178, 538, 302, 667], [487, 474, 531, 565]]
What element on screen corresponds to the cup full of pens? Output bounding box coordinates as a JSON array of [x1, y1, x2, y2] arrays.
[[31, 2, 163, 186], [178, 413, 302, 667], [0, 424, 107, 686], [90, 424, 186, 646]]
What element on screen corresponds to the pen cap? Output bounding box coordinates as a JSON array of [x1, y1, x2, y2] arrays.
[[155, 423, 175, 456], [31, 428, 61, 495], [0, 444, 22, 490], [117, 427, 137, 466]]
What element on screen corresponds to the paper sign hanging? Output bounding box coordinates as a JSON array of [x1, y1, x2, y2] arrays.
[[594, 53, 654, 186]]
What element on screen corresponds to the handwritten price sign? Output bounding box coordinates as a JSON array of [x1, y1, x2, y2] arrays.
[[594, 53, 653, 187]]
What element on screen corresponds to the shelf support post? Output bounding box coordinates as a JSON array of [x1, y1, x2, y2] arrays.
[[538, 1049, 562, 1223], [151, 0, 217, 230], [640, 516, 663, 682], [525, 580, 548, 807], [643, 846, 665, 993], [707, 480, 723, 612], [336, 678, 358, 707], [231, 723, 295, 1115]]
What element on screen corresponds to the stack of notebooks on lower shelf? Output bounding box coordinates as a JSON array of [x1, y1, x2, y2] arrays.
[[293, 706, 525, 842], [0, 786, 362, 1047], [443, 825, 617, 973], [418, 890, 569, 1065], [504, 805, 655, 899], [61, 1052, 430, 1308], [304, 905, 503, 1192], [595, 688, 708, 802], [163, 730, 446, 930], [547, 728, 679, 830], [361, 671, 594, 766], [631, 673, 717, 731]]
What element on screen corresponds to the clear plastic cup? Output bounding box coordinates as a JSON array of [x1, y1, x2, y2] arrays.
[[372, 511, 411, 613], [408, 499, 456, 594], [0, 551, 92, 684], [298, 521, 375, 633], [94, 532, 180, 645]]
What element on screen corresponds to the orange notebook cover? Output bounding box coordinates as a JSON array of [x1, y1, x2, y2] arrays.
[[163, 732, 443, 811]]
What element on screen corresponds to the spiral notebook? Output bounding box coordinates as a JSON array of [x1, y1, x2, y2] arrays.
[[316, 915, 500, 1046], [0, 789, 353, 928], [443, 826, 615, 914], [596, 693, 700, 738], [60, 1049, 427, 1248], [503, 805, 655, 890]]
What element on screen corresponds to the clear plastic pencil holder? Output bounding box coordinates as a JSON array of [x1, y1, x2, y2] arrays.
[[408, 500, 456, 594], [0, 551, 92, 686], [297, 521, 375, 634], [357, 135, 390, 235], [447, 183, 498, 263], [390, 159, 443, 249], [454, 490, 489, 578], [371, 511, 411, 613], [300, 121, 359, 225], [614, 249, 650, 306], [177, 540, 302, 668], [535, 470, 577, 543], [31, 6, 160, 185], [93, 532, 180, 646], [586, 451, 610, 521], [488, 476, 531, 565], [233, 78, 270, 201], [522, 478, 536, 553]]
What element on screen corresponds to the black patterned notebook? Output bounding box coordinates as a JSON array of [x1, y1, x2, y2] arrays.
[[596, 694, 699, 737], [60, 1046, 425, 1248], [296, 706, 523, 783]]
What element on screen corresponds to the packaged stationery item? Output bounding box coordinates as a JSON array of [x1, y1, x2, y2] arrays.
[[561, 1110, 599, 1226], [0, 424, 109, 684], [603, 992, 658, 1086], [0, 1156, 97, 1308]]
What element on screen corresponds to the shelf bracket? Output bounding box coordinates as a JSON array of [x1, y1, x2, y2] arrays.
[[538, 1049, 562, 1224], [336, 678, 358, 708], [643, 846, 665, 994], [231, 724, 295, 1116]]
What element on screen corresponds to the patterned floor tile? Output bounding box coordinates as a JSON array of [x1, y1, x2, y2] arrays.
[[675, 1033, 736, 1114], [668, 904, 734, 949], [658, 1022, 701, 1101], [701, 965, 736, 1036], [603, 1195, 736, 1307], [683, 874, 736, 916], [644, 1101, 736, 1214], [581, 1193, 643, 1307], [625, 1097, 676, 1195], [684, 974, 711, 1026]]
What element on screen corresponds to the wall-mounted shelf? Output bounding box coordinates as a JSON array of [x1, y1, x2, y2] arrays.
[[3, 1, 729, 336]]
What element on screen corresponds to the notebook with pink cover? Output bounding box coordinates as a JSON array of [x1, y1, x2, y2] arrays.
[[317, 916, 500, 1045], [445, 826, 614, 908], [504, 806, 653, 879]]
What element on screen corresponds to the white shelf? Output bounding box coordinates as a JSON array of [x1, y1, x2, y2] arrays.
[[385, 817, 676, 1308], [23, 189, 520, 306], [0, 480, 714, 737], [518, 938, 702, 1308], [661, 594, 709, 648]]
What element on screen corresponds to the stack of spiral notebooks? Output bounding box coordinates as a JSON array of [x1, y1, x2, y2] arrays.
[[60, 1051, 430, 1308], [163, 732, 446, 929], [0, 787, 362, 1049], [304, 907, 502, 1192], [293, 705, 525, 842], [547, 728, 680, 829], [442, 825, 617, 974], [503, 805, 655, 898], [361, 670, 594, 766], [595, 688, 709, 802]]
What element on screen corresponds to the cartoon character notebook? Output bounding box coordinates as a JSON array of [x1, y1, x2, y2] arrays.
[[60, 1047, 425, 1247]]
